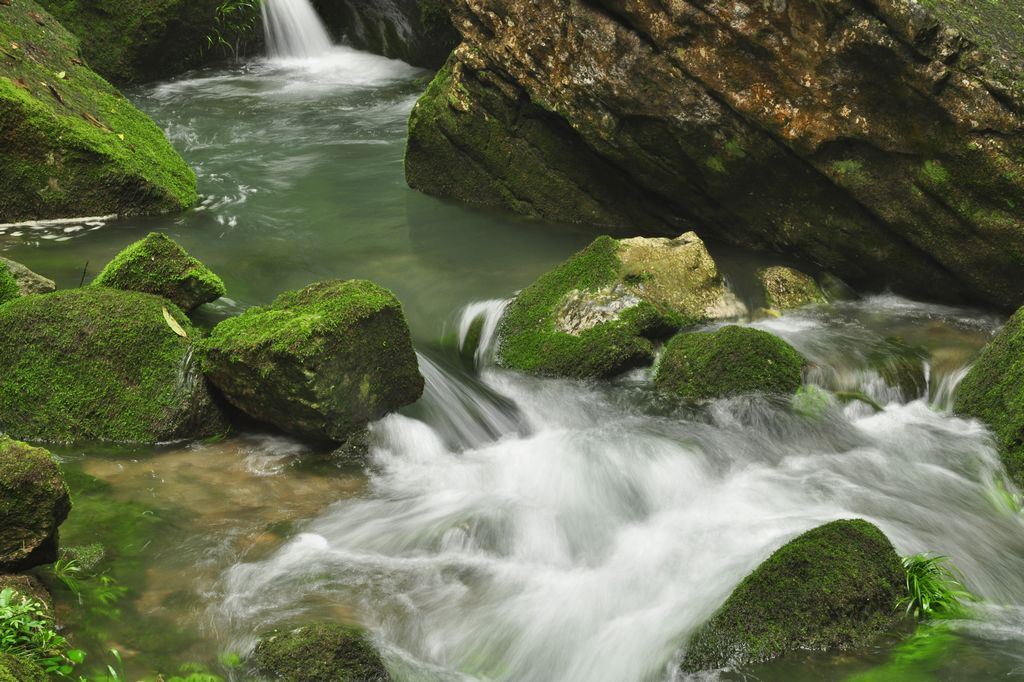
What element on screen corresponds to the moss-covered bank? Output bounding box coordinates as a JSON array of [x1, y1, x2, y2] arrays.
[[954, 308, 1024, 486], [0, 654, 46, 682], [0, 288, 227, 443], [201, 279, 424, 443], [0, 0, 197, 222], [254, 623, 391, 682], [92, 232, 225, 311], [681, 519, 905, 672], [0, 437, 70, 571], [655, 326, 806, 401]]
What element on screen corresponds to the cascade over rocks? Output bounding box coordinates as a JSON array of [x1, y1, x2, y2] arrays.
[[0, 288, 228, 443], [201, 279, 424, 443], [681, 519, 905, 672], [92, 232, 226, 311], [406, 0, 1024, 309], [254, 623, 392, 682], [497, 232, 746, 378], [0, 437, 70, 572], [0, 0, 198, 223]]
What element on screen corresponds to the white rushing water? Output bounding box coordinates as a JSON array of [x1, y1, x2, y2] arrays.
[[214, 297, 1024, 681], [262, 0, 333, 60]]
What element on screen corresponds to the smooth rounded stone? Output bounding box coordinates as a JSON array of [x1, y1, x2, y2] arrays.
[[92, 232, 226, 311], [0, 653, 46, 682], [254, 623, 391, 682], [201, 280, 424, 443], [0, 288, 228, 443], [497, 232, 746, 379], [955, 307, 1024, 486], [0, 437, 70, 571], [0, 0, 197, 223], [681, 519, 905, 672], [0, 258, 55, 296], [655, 326, 806, 401], [757, 266, 827, 311]]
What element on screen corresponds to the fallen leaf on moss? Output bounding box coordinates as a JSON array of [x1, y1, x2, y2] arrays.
[[81, 111, 110, 131], [13, 77, 29, 91], [29, 11, 45, 24], [0, 1, 11, 7], [162, 307, 189, 339], [55, 70, 65, 79], [117, 133, 125, 140], [45, 83, 64, 104]]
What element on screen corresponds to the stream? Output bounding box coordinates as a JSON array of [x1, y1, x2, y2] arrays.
[[3, 32, 1024, 682]]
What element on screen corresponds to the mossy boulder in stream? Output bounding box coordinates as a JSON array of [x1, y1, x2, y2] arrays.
[[681, 519, 905, 672], [0, 258, 54, 296], [955, 307, 1024, 486], [0, 437, 70, 571], [201, 279, 424, 443], [0, 654, 46, 682], [497, 232, 746, 379], [655, 326, 806, 401], [757, 266, 827, 311], [92, 232, 226, 311], [0, 0, 197, 223], [0, 288, 227, 443], [254, 623, 391, 682]]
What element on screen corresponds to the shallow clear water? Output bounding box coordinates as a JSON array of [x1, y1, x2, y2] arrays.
[[4, 49, 1024, 681]]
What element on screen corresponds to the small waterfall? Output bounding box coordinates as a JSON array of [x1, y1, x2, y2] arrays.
[[262, 0, 333, 59]]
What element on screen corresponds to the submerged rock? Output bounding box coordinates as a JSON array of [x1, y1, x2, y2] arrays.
[[201, 279, 424, 443], [314, 0, 458, 69], [757, 267, 827, 311], [655, 326, 806, 401], [681, 519, 905, 672], [0, 288, 227, 443], [497, 232, 745, 378], [406, 0, 1024, 309], [0, 0, 197, 223], [955, 308, 1024, 486], [868, 337, 929, 400], [93, 232, 226, 311], [0, 437, 70, 571], [0, 653, 46, 682], [0, 258, 55, 296], [254, 622, 391, 682]]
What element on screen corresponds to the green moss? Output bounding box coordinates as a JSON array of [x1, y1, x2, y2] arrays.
[[0, 288, 226, 443], [757, 266, 827, 310], [954, 307, 1024, 486], [0, 653, 47, 682], [200, 280, 424, 442], [254, 623, 390, 682], [681, 519, 905, 672], [919, 160, 951, 186], [0, 436, 70, 571], [92, 232, 226, 311], [0, 263, 19, 305], [0, 0, 197, 222], [497, 236, 684, 378], [655, 326, 806, 401]]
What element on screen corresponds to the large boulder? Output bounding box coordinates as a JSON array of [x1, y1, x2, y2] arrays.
[[254, 623, 391, 682], [681, 519, 905, 672], [0, 288, 227, 443], [201, 279, 424, 442], [757, 266, 827, 311], [655, 326, 806, 401], [35, 0, 260, 84], [0, 437, 70, 571], [497, 232, 745, 378], [406, 0, 1024, 310], [92, 232, 226, 311], [314, 0, 458, 69], [0, 258, 55, 296], [0, 0, 197, 223], [955, 307, 1024, 486]]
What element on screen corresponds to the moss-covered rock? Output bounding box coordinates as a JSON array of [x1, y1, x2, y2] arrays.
[[35, 0, 258, 84], [0, 288, 227, 443], [201, 279, 424, 443], [757, 266, 827, 311], [0, 262, 19, 305], [0, 0, 197, 223], [254, 623, 390, 682], [681, 519, 905, 672], [655, 326, 806, 401], [0, 258, 55, 296], [92, 232, 225, 311], [0, 437, 70, 571], [497, 232, 746, 378], [0, 654, 46, 682], [954, 308, 1024, 486]]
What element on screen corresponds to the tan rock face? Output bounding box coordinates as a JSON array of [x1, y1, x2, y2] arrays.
[[407, 0, 1024, 309], [757, 266, 827, 311]]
